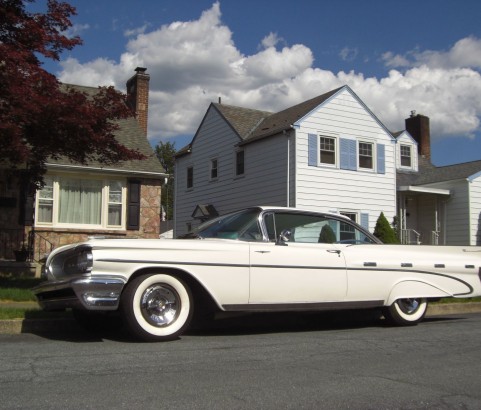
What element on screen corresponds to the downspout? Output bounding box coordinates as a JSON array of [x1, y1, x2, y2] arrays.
[[284, 129, 290, 207]]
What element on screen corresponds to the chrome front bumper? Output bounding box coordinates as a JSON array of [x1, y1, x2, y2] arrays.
[[33, 276, 127, 311]]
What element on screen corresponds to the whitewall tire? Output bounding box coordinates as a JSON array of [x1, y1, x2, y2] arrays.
[[383, 298, 428, 326], [121, 273, 193, 341]]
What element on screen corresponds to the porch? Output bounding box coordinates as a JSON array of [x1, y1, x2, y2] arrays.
[[397, 186, 450, 245]]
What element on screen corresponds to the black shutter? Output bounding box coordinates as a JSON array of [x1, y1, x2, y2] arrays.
[[127, 180, 141, 230], [18, 173, 34, 226]]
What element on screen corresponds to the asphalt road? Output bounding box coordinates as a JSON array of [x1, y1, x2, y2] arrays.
[[1, 310, 481, 410]]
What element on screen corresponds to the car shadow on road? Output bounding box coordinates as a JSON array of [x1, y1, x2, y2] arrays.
[[23, 310, 464, 343]]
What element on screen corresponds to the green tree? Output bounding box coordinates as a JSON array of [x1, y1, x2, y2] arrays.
[[155, 141, 176, 220], [373, 212, 399, 244], [0, 0, 144, 187]]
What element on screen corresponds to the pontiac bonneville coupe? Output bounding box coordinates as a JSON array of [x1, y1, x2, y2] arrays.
[[34, 207, 481, 341]]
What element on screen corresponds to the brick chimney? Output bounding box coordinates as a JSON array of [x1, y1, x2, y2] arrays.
[[126, 67, 150, 135], [405, 111, 431, 160]]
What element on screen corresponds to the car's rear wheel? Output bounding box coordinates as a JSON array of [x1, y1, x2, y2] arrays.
[[383, 298, 428, 326], [121, 273, 193, 342]]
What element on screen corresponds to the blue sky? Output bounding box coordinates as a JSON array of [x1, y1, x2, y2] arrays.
[[32, 0, 481, 166]]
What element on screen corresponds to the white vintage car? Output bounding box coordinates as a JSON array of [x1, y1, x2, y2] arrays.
[[34, 207, 481, 341]]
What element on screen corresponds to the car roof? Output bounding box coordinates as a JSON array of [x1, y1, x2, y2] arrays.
[[255, 206, 351, 220]]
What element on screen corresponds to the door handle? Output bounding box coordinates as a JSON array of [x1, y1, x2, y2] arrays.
[[327, 250, 341, 256]]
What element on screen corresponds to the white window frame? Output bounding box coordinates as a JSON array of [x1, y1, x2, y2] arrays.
[[319, 135, 338, 167], [358, 140, 376, 171], [35, 175, 127, 230], [400, 144, 412, 168]]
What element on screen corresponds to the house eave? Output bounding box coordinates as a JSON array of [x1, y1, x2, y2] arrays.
[[398, 185, 450, 196], [45, 163, 168, 179]]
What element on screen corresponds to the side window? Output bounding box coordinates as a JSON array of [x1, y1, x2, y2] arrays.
[[187, 166, 193, 188], [235, 150, 245, 176], [210, 159, 218, 180], [266, 212, 374, 244], [320, 136, 336, 165], [400, 145, 412, 167], [359, 142, 373, 169]]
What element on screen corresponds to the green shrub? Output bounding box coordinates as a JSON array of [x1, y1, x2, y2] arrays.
[[319, 224, 336, 243], [374, 212, 399, 244]]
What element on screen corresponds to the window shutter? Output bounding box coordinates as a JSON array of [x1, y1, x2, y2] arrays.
[[377, 144, 385, 174], [360, 213, 369, 230], [340, 138, 356, 170], [127, 180, 141, 230], [308, 134, 318, 166]]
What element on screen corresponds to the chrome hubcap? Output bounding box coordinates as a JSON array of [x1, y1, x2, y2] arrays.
[[140, 284, 180, 327], [398, 298, 421, 314]]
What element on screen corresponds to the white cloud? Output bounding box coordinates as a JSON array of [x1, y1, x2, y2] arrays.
[[339, 47, 358, 62], [62, 23, 90, 39], [57, 3, 481, 144], [382, 36, 481, 70]]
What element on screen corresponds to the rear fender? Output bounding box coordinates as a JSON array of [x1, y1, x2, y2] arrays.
[[386, 280, 452, 305]]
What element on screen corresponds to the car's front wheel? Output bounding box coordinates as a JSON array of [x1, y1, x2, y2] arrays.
[[121, 273, 193, 341], [383, 298, 428, 326]]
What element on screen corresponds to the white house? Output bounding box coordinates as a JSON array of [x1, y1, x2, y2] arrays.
[[394, 112, 481, 246], [174, 86, 399, 237]]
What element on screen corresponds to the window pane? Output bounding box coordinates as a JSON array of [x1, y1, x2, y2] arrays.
[[38, 200, 53, 223], [320, 137, 336, 164], [59, 179, 102, 224], [38, 178, 53, 223], [108, 181, 123, 226], [359, 142, 373, 169], [236, 151, 244, 175], [211, 159, 218, 179], [187, 167, 193, 188], [401, 145, 411, 167], [108, 204, 122, 226]]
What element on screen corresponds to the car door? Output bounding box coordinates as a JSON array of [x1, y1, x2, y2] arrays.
[[248, 211, 348, 304]]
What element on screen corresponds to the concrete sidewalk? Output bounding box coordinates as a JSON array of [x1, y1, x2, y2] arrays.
[[1, 301, 481, 336]]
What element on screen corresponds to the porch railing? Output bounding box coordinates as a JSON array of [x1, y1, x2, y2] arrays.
[[400, 229, 440, 245], [400, 229, 421, 245], [0, 229, 54, 262], [29, 231, 54, 262]]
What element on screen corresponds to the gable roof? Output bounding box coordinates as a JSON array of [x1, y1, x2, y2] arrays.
[[177, 85, 393, 156], [243, 87, 344, 144], [47, 84, 165, 177]]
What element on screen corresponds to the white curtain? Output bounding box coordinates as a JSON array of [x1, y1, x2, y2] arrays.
[[59, 179, 102, 224]]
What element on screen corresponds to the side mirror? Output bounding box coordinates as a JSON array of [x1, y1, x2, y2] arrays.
[[276, 229, 292, 246]]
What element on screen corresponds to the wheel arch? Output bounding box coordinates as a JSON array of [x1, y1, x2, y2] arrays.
[[386, 280, 452, 305], [123, 266, 222, 313]]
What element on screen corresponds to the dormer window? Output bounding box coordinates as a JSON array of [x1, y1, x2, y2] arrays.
[[400, 145, 412, 167]]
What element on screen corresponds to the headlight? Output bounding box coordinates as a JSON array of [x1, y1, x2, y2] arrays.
[[77, 249, 93, 273], [64, 247, 93, 275]]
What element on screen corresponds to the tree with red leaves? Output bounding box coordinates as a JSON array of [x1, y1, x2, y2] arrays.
[[0, 0, 145, 187]]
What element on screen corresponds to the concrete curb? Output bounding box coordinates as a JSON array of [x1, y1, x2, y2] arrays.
[[0, 303, 480, 335]]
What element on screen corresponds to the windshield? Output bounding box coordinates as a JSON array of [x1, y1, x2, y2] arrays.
[[184, 208, 263, 241]]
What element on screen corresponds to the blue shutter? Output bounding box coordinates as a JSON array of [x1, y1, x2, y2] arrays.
[[340, 138, 357, 170], [360, 213, 369, 230], [308, 134, 318, 166], [377, 144, 385, 174]]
